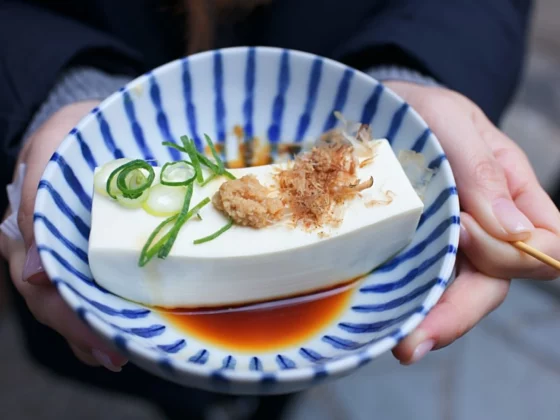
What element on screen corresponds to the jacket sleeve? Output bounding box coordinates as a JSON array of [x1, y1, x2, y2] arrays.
[[336, 0, 534, 124], [0, 1, 144, 157], [253, 0, 533, 124]]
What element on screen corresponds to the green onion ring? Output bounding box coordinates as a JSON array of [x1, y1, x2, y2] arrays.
[[106, 159, 155, 199], [160, 160, 197, 186]]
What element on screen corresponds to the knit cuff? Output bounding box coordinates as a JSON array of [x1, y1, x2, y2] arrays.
[[366, 65, 442, 88], [23, 67, 134, 142]]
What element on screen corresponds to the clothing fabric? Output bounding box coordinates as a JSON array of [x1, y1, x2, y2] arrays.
[[1, 0, 533, 151]]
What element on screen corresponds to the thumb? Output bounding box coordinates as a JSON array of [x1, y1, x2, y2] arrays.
[[443, 118, 533, 241]]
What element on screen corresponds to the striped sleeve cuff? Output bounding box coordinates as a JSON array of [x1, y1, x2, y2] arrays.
[[23, 67, 135, 142], [366, 65, 442, 88]]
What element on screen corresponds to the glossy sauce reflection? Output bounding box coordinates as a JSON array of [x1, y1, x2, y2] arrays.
[[159, 281, 357, 352]]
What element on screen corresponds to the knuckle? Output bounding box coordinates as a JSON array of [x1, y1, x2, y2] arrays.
[[494, 144, 529, 168], [471, 158, 505, 192], [477, 126, 495, 145]]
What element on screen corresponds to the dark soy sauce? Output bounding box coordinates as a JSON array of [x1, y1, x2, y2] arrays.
[[158, 279, 360, 352]]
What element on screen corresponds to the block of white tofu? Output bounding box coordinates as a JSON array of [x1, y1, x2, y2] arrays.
[[88, 139, 424, 308]]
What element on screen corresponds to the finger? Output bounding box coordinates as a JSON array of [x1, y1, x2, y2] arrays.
[[8, 239, 128, 371], [392, 255, 510, 364], [26, 285, 127, 369], [68, 342, 126, 372], [68, 342, 101, 367], [491, 142, 560, 235], [437, 111, 533, 241], [17, 100, 101, 248], [460, 212, 560, 280]]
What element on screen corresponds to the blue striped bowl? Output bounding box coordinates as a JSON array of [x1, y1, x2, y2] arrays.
[[34, 47, 459, 395]]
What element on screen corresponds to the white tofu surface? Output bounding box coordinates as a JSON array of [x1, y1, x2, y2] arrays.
[[88, 140, 424, 308]]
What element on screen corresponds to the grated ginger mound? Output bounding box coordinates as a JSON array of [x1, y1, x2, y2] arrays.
[[212, 175, 284, 228], [275, 139, 373, 230], [213, 123, 374, 230]]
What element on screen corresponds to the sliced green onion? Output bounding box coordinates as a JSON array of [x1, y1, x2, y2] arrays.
[[193, 219, 234, 245], [204, 134, 225, 173], [93, 158, 133, 197], [157, 183, 194, 259], [197, 152, 236, 180], [162, 135, 235, 180], [106, 165, 123, 199], [116, 189, 149, 209], [197, 152, 219, 172], [115, 160, 155, 199], [160, 160, 196, 186], [138, 214, 179, 267], [180, 136, 204, 184], [200, 173, 217, 187], [142, 184, 187, 217], [186, 198, 211, 218], [222, 169, 236, 180], [157, 196, 211, 260], [106, 159, 154, 200], [162, 141, 188, 154]]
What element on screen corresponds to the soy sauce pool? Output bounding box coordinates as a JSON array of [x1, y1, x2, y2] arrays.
[[157, 280, 360, 352]]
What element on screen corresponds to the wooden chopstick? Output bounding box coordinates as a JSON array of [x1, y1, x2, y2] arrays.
[[512, 241, 560, 272]]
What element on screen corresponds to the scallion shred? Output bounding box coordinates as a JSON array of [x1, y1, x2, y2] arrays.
[[204, 134, 224, 173], [180, 136, 204, 184], [138, 214, 179, 267], [200, 173, 217, 187], [157, 182, 194, 259], [153, 197, 211, 262], [161, 141, 188, 154], [197, 152, 236, 180], [104, 135, 240, 267], [193, 219, 234, 244]]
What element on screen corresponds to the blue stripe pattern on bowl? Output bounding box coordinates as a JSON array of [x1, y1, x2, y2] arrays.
[[34, 46, 460, 395]]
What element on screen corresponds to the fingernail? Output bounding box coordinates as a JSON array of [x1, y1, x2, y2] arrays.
[[22, 242, 44, 282], [408, 339, 435, 365], [92, 349, 123, 373], [492, 198, 534, 235]]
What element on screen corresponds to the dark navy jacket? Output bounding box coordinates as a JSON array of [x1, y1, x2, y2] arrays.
[[1, 0, 533, 154], [0, 0, 533, 407]]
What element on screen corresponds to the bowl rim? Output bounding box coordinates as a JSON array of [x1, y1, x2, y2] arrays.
[[34, 45, 460, 385]]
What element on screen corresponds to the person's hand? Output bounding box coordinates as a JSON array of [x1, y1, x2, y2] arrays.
[[0, 100, 128, 372], [383, 81, 560, 364]]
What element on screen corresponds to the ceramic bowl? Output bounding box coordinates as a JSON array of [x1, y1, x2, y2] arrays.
[[34, 47, 459, 395]]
